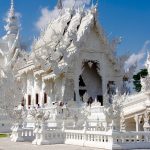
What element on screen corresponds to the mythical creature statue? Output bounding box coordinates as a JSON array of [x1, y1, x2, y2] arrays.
[[11, 107, 27, 124], [105, 90, 123, 130], [145, 52, 150, 76], [28, 108, 50, 124], [141, 77, 150, 92]]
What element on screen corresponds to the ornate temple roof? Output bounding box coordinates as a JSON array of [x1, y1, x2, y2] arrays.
[[17, 3, 122, 77], [33, 6, 106, 51], [27, 4, 121, 76]]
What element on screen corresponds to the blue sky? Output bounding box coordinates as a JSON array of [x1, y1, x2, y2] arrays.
[[0, 0, 150, 59]]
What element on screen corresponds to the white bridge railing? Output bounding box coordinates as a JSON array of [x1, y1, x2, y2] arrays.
[[11, 124, 150, 149], [65, 130, 150, 149], [21, 128, 35, 141]]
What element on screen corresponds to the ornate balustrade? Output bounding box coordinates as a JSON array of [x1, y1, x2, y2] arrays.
[[65, 130, 150, 149], [65, 130, 111, 149], [11, 125, 34, 142], [11, 122, 150, 150], [21, 128, 35, 141], [112, 131, 150, 149]]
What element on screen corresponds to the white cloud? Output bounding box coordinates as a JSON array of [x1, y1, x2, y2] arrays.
[[15, 12, 22, 18], [35, 0, 92, 31], [124, 40, 150, 72], [63, 0, 91, 8], [35, 7, 59, 30]]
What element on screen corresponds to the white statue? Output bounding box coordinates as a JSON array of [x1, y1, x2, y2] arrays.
[[145, 52, 150, 76]]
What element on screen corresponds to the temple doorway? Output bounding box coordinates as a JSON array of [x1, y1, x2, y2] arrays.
[[79, 61, 103, 105]]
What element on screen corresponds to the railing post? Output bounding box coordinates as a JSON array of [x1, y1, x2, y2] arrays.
[[62, 121, 65, 143], [11, 122, 24, 142], [37, 122, 50, 145], [32, 123, 40, 145], [83, 120, 88, 146]]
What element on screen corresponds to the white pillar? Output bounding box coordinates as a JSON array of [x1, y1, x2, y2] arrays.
[[101, 53, 107, 96], [134, 115, 142, 132], [27, 71, 34, 106], [34, 76, 42, 106], [74, 74, 80, 103], [134, 115, 139, 132], [41, 81, 46, 107], [74, 58, 81, 103], [46, 80, 52, 106]]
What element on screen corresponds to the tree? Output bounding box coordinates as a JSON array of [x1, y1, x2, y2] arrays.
[[133, 69, 148, 92]]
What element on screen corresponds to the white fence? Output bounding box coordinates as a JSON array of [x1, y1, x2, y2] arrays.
[[21, 128, 35, 141], [11, 125, 150, 150], [65, 130, 112, 149]]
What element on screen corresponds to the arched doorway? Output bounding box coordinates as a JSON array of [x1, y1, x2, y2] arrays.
[[79, 61, 103, 105]]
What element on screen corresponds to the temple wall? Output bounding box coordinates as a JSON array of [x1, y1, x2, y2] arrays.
[[26, 71, 34, 106], [79, 28, 123, 97], [82, 62, 102, 99]]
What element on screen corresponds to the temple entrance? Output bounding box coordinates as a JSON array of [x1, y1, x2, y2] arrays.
[[79, 61, 103, 105]]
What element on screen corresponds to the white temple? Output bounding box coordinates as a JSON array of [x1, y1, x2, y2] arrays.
[[1, 0, 150, 149]]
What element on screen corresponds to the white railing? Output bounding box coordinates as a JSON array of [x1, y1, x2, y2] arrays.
[[11, 123, 150, 150], [43, 129, 65, 144], [11, 125, 35, 142], [112, 131, 150, 149], [22, 128, 35, 141], [65, 130, 150, 149], [65, 130, 112, 149]]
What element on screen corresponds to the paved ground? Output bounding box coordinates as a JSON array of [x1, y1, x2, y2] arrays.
[[0, 138, 100, 150], [0, 138, 149, 150]]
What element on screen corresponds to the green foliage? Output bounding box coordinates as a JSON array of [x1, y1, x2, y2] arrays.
[[133, 69, 148, 92], [0, 134, 8, 138]]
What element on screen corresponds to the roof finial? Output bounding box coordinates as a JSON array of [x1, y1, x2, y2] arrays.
[[91, 0, 94, 8], [57, 0, 63, 9], [10, 0, 15, 16], [96, 0, 99, 8], [11, 0, 14, 9], [11, 0, 14, 6]]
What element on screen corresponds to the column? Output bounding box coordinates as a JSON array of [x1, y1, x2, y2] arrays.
[[74, 74, 80, 103], [74, 58, 81, 104], [22, 73, 27, 94], [134, 115, 139, 132], [21, 73, 27, 108], [34, 76, 42, 107], [134, 115, 142, 132], [101, 53, 107, 96], [27, 71, 34, 107], [143, 111, 150, 131], [46, 80, 53, 106], [41, 81, 46, 107]]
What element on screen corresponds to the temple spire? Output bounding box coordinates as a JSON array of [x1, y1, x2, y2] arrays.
[[57, 0, 63, 9], [91, 0, 94, 8], [10, 0, 15, 17], [3, 0, 20, 49], [4, 0, 19, 36], [11, 0, 14, 9]]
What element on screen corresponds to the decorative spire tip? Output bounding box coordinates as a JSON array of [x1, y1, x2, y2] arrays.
[[11, 0, 14, 9], [57, 0, 63, 10]]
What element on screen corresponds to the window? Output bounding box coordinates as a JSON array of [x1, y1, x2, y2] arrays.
[[44, 93, 47, 104], [36, 94, 39, 105], [21, 97, 25, 107], [28, 95, 31, 106]]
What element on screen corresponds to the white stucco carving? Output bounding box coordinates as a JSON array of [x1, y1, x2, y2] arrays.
[[0, 1, 150, 150]]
